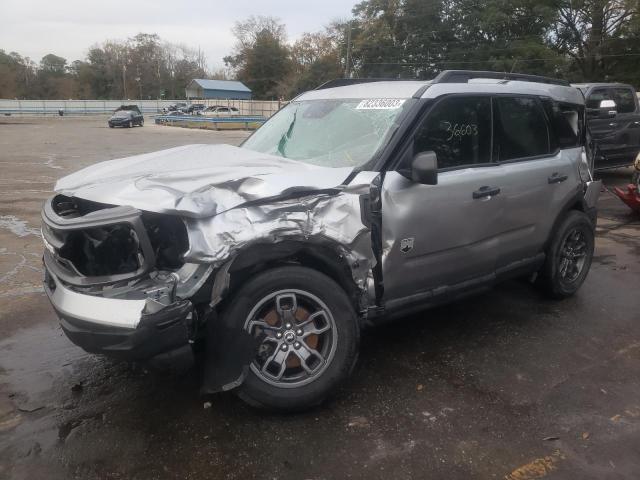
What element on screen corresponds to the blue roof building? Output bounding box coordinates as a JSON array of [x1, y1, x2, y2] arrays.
[[185, 79, 252, 100]]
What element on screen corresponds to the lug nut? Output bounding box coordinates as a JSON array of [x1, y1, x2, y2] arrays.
[[285, 323, 292, 329], [281, 344, 289, 351], [276, 332, 283, 339], [296, 329, 303, 336], [294, 342, 301, 349]]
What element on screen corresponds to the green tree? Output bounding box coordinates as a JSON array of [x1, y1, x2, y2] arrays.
[[551, 0, 637, 81], [224, 16, 292, 99]]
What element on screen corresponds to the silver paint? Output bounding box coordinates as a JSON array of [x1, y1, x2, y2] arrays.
[[55, 144, 354, 218]]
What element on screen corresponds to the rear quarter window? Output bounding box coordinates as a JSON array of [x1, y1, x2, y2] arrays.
[[542, 99, 583, 149]]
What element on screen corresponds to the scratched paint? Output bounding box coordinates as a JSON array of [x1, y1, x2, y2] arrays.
[[504, 450, 565, 480]]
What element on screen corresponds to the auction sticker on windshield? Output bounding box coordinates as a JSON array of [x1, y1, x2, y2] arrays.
[[356, 99, 405, 109]]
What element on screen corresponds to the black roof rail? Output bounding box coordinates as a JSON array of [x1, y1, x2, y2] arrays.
[[315, 78, 409, 90], [433, 70, 569, 86]]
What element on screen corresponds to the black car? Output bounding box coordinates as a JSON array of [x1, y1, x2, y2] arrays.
[[164, 102, 187, 113], [573, 82, 640, 170], [184, 103, 206, 114], [108, 106, 144, 128]]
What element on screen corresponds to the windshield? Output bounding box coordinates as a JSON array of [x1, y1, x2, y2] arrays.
[[113, 111, 132, 117], [242, 98, 408, 167]]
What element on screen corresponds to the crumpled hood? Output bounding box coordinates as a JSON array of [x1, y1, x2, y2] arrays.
[[55, 144, 354, 218]]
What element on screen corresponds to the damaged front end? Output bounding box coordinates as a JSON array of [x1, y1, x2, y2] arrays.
[[41, 144, 378, 393], [42, 194, 212, 363]]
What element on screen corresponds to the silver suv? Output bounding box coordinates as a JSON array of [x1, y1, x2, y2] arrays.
[[42, 70, 601, 410]]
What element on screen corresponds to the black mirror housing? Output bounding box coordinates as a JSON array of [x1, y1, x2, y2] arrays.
[[411, 151, 438, 185]]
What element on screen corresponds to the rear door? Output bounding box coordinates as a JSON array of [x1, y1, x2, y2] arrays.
[[492, 96, 580, 270], [381, 95, 505, 303]]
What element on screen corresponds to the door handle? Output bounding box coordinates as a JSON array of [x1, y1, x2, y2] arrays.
[[472, 186, 501, 199], [548, 173, 568, 184]]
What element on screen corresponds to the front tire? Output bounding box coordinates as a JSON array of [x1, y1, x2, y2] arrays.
[[221, 266, 359, 411], [537, 210, 595, 299], [128, 120, 133, 128]]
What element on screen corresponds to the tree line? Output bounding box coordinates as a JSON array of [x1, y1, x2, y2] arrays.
[[1, 0, 639, 100]]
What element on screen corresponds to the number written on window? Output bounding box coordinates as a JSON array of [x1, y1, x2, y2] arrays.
[[444, 122, 479, 141]]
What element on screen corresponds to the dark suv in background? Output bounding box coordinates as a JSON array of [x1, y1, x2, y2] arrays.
[[574, 82, 640, 170]]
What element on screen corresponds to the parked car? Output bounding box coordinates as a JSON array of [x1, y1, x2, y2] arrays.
[[108, 105, 144, 128], [184, 103, 206, 114], [199, 106, 240, 117], [163, 102, 187, 113], [572, 82, 640, 170], [42, 70, 601, 411]]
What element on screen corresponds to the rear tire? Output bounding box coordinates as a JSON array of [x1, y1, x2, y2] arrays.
[[537, 210, 595, 299], [140, 118, 144, 127], [220, 266, 359, 411]]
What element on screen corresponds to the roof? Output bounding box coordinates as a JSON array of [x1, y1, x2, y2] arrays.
[[189, 79, 251, 92], [423, 80, 584, 104], [298, 77, 582, 105], [571, 82, 634, 90], [298, 81, 428, 101]]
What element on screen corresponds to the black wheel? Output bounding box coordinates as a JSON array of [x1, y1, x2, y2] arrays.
[[108, 124, 114, 128], [140, 118, 144, 127], [128, 120, 133, 128], [537, 211, 595, 299], [220, 266, 359, 411]]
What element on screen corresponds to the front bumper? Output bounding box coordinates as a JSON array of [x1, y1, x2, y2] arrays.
[[108, 119, 131, 126], [45, 270, 193, 361]]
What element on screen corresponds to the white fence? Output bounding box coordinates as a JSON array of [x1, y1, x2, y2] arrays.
[[0, 99, 285, 118]]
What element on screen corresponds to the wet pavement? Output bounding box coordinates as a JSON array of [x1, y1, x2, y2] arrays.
[[1, 117, 639, 479]]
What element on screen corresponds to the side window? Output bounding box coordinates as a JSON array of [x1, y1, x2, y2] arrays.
[[542, 99, 583, 149], [586, 88, 613, 114], [494, 97, 550, 161], [414, 96, 492, 169], [613, 88, 636, 114]]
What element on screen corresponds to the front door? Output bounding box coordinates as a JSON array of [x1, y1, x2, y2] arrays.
[[380, 95, 505, 304]]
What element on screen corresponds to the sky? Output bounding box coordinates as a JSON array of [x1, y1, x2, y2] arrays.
[[0, 0, 358, 69]]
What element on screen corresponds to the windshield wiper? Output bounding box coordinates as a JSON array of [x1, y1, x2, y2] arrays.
[[277, 110, 297, 157]]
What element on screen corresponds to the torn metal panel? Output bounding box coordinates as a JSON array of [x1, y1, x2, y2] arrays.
[[55, 144, 354, 218], [185, 171, 378, 296]]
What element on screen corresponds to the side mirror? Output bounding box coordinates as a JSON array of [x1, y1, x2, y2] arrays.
[[599, 99, 617, 118], [411, 151, 438, 185]]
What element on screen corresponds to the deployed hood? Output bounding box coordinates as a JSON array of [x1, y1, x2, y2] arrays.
[[55, 144, 354, 218]]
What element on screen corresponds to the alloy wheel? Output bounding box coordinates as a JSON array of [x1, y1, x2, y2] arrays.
[[558, 228, 588, 283], [244, 289, 337, 388]]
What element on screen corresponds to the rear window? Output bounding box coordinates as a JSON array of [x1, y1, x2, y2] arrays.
[[493, 97, 550, 161], [542, 100, 583, 149]]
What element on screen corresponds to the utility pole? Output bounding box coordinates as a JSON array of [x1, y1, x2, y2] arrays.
[[345, 21, 352, 79], [122, 64, 127, 99]]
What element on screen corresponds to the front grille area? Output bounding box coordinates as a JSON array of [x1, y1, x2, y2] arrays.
[[43, 195, 189, 286], [59, 223, 142, 277]]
